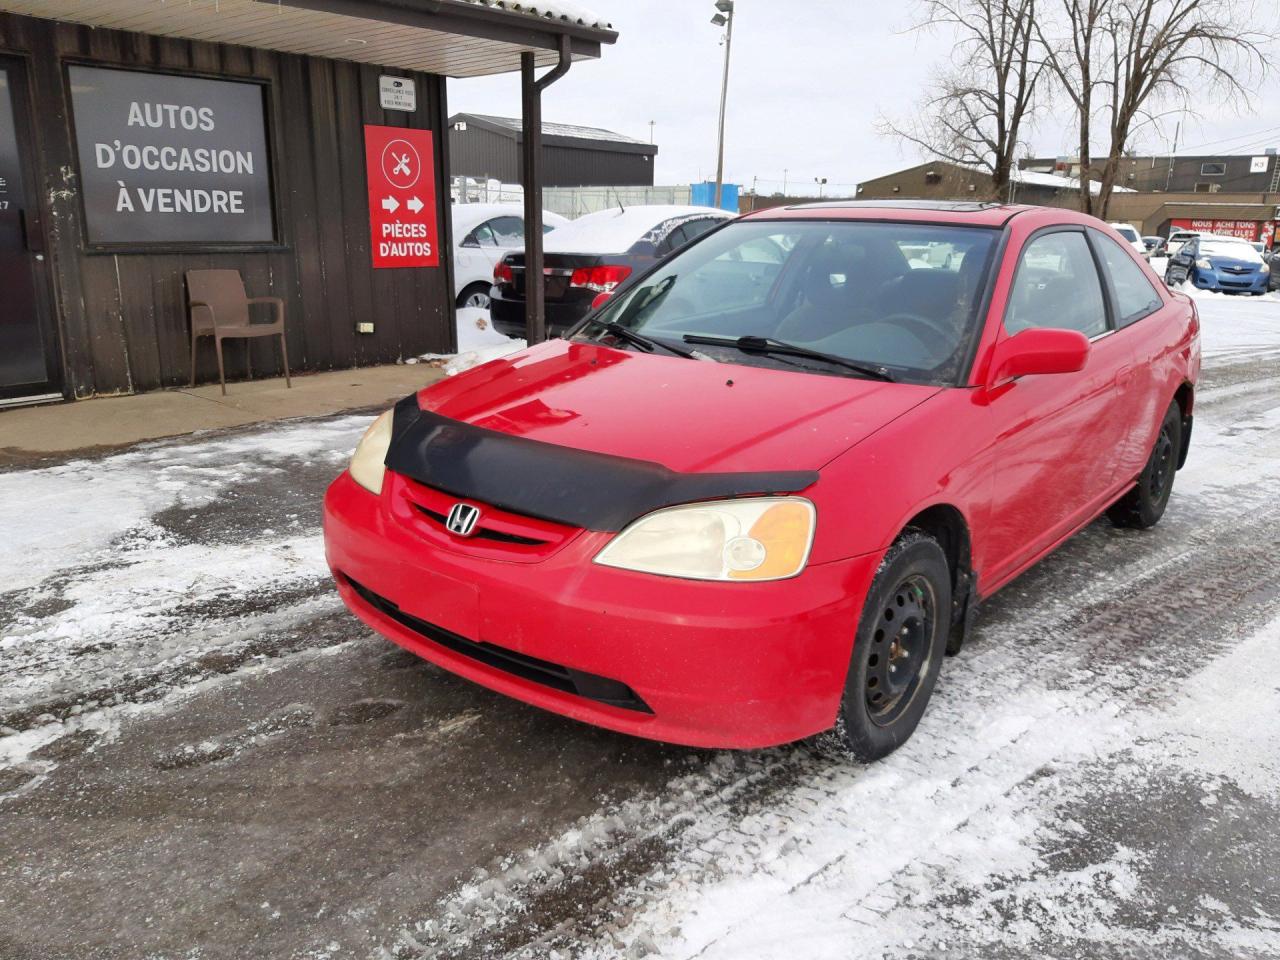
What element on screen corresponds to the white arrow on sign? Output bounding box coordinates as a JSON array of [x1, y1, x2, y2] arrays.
[[381, 196, 400, 213], [407, 196, 424, 214]]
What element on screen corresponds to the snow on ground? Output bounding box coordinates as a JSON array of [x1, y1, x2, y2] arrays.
[[412, 305, 525, 376], [384, 295, 1280, 959], [0, 416, 371, 757], [2, 293, 1279, 959]]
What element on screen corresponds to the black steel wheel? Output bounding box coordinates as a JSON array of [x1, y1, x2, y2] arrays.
[[818, 531, 951, 763], [864, 575, 935, 727], [1108, 400, 1184, 529]]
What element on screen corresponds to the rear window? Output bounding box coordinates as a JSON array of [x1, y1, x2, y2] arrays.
[[580, 219, 998, 385]]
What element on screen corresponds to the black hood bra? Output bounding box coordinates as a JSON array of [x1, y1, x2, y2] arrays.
[[384, 395, 819, 532]]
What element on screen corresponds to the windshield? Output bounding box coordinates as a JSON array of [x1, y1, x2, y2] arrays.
[[575, 220, 998, 385]]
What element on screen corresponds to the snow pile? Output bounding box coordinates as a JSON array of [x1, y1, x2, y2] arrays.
[[410, 306, 525, 376]]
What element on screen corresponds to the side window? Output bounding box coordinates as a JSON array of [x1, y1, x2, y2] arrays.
[[1006, 231, 1108, 338], [656, 224, 690, 257], [488, 216, 524, 246], [1092, 232, 1162, 327], [681, 217, 722, 244], [470, 223, 498, 247]]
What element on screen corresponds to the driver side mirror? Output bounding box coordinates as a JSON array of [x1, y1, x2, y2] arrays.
[[590, 291, 613, 311], [988, 328, 1090, 387]]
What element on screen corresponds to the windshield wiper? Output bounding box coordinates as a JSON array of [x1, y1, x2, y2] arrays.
[[681, 335, 895, 382], [587, 320, 700, 360]]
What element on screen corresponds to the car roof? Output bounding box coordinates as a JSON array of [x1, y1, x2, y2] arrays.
[[741, 199, 1042, 228], [543, 204, 732, 254], [450, 202, 569, 236]]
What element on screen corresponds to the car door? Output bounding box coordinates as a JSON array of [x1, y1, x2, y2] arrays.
[[1088, 229, 1170, 478], [983, 227, 1136, 586]]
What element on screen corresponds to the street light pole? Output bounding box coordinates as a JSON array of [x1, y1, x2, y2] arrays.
[[711, 1, 734, 210], [814, 176, 827, 198]]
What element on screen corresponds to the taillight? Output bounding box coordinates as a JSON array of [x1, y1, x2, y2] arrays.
[[493, 261, 513, 284], [569, 264, 632, 293]]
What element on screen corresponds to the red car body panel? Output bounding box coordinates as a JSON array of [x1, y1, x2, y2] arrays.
[[323, 203, 1200, 748]]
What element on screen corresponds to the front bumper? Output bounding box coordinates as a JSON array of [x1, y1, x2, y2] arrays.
[[1191, 268, 1268, 293], [323, 470, 878, 748]]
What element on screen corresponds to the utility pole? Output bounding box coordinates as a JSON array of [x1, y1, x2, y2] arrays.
[[710, 0, 734, 209], [782, 168, 788, 196]]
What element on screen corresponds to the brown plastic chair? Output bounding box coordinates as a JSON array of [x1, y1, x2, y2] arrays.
[[186, 269, 291, 396]]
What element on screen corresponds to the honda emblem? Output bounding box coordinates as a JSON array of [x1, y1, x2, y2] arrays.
[[445, 502, 481, 537]]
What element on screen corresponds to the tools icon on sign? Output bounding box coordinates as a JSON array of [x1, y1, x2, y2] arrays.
[[380, 138, 421, 189]]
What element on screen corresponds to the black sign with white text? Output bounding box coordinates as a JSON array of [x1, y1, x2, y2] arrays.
[[69, 66, 275, 245]]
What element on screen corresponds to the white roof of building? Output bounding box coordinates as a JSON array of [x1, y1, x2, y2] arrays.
[[1012, 168, 1137, 195]]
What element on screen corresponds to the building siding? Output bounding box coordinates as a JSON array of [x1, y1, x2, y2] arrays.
[[1, 12, 456, 398], [448, 121, 655, 187]]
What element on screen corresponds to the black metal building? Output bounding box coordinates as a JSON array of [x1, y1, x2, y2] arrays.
[[448, 112, 656, 187], [0, 1, 614, 405]]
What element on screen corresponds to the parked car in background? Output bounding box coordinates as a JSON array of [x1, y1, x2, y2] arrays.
[[326, 201, 1199, 762], [1165, 234, 1271, 294], [1165, 230, 1200, 258], [489, 205, 735, 338], [451, 204, 570, 309], [1143, 236, 1165, 256], [1108, 222, 1149, 260]]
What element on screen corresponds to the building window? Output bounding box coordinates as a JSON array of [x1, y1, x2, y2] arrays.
[[1194, 182, 1222, 193], [1200, 161, 1227, 176]]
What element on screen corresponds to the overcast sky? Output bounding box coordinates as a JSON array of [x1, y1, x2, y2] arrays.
[[448, 0, 1280, 196]]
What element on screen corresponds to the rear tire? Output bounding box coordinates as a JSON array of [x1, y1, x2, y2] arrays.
[[816, 531, 951, 763], [1107, 401, 1182, 529]]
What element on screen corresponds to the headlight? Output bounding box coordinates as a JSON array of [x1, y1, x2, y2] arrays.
[[594, 497, 816, 582], [1195, 258, 1212, 270], [1261, 263, 1270, 275], [348, 410, 393, 495]]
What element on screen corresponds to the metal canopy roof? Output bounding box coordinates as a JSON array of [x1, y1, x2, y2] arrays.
[[0, 0, 616, 77]]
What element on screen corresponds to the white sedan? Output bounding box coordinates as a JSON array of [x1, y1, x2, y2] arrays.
[[451, 203, 570, 309]]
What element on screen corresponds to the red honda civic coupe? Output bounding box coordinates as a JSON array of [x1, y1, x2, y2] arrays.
[[324, 201, 1199, 761]]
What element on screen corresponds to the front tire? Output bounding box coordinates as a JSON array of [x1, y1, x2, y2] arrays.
[[818, 531, 951, 762], [1107, 401, 1183, 529], [457, 282, 492, 310]]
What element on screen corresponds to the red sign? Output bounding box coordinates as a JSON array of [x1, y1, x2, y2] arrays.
[[1168, 217, 1277, 243], [364, 124, 439, 268]]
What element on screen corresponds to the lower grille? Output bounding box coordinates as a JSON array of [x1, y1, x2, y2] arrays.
[[343, 575, 653, 714]]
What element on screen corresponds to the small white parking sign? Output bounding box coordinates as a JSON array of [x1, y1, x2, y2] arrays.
[[379, 76, 416, 113]]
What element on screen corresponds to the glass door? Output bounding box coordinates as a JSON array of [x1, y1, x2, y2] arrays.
[[0, 60, 60, 404]]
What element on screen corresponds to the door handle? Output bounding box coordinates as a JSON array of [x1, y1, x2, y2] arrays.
[[19, 209, 45, 254]]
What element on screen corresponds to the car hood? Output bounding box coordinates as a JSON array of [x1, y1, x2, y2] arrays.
[[416, 340, 940, 473]]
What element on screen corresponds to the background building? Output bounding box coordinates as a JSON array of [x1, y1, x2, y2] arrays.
[[1024, 153, 1280, 194], [448, 112, 656, 188]]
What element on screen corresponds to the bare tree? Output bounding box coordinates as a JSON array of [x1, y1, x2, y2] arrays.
[[1033, 0, 1110, 213], [1040, 0, 1270, 215], [881, 0, 1041, 194], [1093, 0, 1270, 215]]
